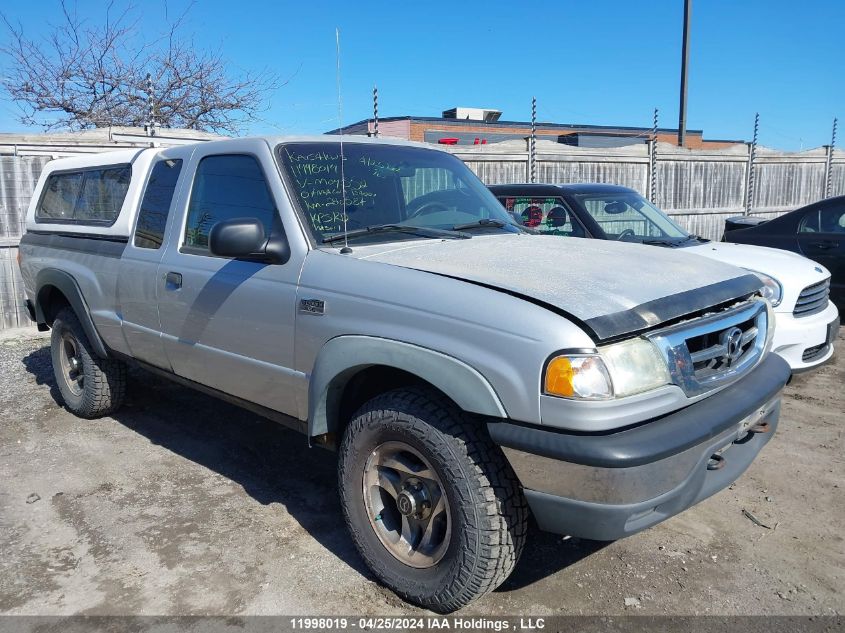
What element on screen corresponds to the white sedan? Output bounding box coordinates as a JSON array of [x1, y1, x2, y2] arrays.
[[490, 183, 840, 372]]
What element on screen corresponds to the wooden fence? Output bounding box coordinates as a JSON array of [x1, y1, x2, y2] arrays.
[[451, 139, 844, 240], [1, 139, 843, 330]]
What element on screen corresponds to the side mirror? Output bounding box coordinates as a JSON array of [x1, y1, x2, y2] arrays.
[[209, 217, 290, 264], [209, 217, 266, 258]]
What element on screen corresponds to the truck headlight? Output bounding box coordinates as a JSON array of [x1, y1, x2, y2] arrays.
[[544, 355, 613, 400], [600, 338, 671, 398], [544, 338, 670, 400], [747, 270, 782, 307]]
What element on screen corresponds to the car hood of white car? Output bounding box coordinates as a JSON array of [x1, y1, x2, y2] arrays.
[[349, 234, 764, 341], [684, 241, 830, 310]]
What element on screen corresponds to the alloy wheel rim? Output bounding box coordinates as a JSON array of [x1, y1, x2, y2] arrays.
[[362, 441, 451, 568], [59, 332, 84, 396]]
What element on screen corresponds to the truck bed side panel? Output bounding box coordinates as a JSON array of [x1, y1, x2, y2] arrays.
[[19, 233, 130, 356]]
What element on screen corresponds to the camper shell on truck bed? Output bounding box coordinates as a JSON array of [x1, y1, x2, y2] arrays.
[[18, 136, 790, 613]]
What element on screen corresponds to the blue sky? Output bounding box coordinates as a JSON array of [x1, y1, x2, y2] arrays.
[[1, 0, 842, 150]]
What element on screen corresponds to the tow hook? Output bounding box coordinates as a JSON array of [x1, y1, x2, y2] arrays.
[[748, 421, 771, 434], [707, 453, 726, 471]]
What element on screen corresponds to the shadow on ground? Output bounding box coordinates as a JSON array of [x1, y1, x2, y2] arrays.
[[22, 344, 602, 593], [498, 532, 607, 592]]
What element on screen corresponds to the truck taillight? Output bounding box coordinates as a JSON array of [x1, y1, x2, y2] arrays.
[[16, 249, 22, 268]]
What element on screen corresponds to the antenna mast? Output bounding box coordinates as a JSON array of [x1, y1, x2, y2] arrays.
[[335, 28, 351, 254]]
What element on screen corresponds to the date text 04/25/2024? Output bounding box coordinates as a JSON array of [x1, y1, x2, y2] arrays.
[[289, 617, 545, 630]]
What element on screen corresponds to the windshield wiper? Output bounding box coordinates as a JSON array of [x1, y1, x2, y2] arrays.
[[641, 238, 681, 247], [322, 223, 470, 244], [451, 218, 507, 231]]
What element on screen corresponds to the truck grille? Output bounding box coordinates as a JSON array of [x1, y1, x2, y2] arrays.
[[647, 300, 768, 397], [793, 279, 830, 318]]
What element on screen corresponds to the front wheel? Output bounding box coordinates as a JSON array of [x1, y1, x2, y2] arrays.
[[338, 387, 528, 612]]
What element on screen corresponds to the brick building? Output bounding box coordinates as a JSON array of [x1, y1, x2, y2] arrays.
[[329, 107, 742, 149]]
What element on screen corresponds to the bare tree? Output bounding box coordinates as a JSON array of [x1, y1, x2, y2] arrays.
[[1, 1, 281, 134]]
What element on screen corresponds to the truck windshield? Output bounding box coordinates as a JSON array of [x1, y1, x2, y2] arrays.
[[574, 192, 691, 242], [277, 142, 521, 245]]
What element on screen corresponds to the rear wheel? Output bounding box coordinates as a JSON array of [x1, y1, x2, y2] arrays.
[[50, 307, 126, 418], [338, 387, 527, 612]]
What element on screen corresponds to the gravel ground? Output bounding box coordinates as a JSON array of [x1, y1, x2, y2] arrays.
[[0, 328, 843, 617]]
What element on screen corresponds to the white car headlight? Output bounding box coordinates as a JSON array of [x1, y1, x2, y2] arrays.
[[747, 270, 782, 307], [543, 338, 670, 401]]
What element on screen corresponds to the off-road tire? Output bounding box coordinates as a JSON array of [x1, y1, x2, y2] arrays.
[[50, 307, 126, 418], [338, 387, 528, 612]]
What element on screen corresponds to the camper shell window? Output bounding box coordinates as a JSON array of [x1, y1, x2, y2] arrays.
[[36, 164, 131, 226]]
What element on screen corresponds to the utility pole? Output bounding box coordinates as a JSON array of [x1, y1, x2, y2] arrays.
[[678, 0, 691, 147]]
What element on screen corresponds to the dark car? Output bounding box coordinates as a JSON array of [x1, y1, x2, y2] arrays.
[[722, 195, 845, 309], [489, 183, 697, 243]]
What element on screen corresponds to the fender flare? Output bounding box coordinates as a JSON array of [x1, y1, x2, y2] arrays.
[[308, 335, 508, 438], [34, 268, 110, 359]]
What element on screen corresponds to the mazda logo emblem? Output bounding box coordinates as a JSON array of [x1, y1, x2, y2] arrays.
[[396, 491, 416, 516], [722, 327, 744, 365]]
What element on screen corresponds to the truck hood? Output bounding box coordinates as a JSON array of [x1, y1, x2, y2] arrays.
[[350, 234, 762, 341]]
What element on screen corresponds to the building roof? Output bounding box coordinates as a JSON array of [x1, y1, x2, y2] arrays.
[[328, 115, 745, 146], [331, 115, 706, 135]]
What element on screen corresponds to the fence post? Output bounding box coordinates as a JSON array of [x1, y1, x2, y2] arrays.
[[524, 139, 531, 182], [372, 85, 379, 138], [529, 97, 537, 183], [744, 112, 759, 214], [824, 117, 837, 198], [649, 108, 659, 202], [146, 72, 156, 138]]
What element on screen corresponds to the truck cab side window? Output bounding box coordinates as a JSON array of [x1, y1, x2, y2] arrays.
[[134, 159, 183, 249], [183, 154, 276, 253]]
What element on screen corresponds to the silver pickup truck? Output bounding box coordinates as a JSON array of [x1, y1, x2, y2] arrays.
[[18, 136, 791, 612]]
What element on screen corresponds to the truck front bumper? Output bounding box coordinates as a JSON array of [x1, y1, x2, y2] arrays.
[[488, 353, 791, 541]]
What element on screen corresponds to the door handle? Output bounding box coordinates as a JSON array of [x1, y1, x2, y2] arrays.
[[810, 241, 838, 250], [165, 271, 182, 290]]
